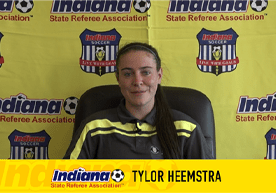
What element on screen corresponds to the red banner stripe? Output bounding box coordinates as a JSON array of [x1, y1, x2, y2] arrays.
[[196, 57, 239, 66]]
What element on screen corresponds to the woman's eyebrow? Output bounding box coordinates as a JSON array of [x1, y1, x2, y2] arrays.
[[140, 66, 152, 70], [121, 68, 133, 71], [121, 66, 152, 71]]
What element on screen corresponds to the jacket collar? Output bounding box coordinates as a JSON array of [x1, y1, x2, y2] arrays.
[[117, 99, 156, 125]]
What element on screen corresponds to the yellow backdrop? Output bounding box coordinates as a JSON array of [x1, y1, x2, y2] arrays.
[[0, 0, 275, 159]]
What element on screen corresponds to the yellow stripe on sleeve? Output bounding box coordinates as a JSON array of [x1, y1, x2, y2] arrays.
[[174, 120, 197, 138]]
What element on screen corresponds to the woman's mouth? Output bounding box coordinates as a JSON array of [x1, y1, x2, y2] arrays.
[[131, 91, 146, 95]]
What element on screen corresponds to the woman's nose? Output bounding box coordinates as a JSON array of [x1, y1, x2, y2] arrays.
[[133, 73, 143, 86]]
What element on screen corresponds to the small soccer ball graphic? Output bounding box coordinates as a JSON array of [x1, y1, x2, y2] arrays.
[[250, 0, 268, 12], [133, 0, 151, 13], [63, 97, 79, 115], [111, 169, 124, 183], [17, 94, 26, 100], [15, 0, 34, 13]]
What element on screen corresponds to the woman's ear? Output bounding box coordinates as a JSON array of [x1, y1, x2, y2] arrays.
[[116, 71, 119, 82], [158, 67, 163, 84]]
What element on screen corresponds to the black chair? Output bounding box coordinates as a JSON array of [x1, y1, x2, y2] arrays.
[[74, 85, 216, 158]]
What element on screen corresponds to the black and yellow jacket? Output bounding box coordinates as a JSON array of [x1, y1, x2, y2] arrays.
[[64, 100, 213, 159]]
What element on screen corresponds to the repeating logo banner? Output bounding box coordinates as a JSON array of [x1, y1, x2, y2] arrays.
[[8, 130, 51, 159], [196, 28, 239, 76], [51, 0, 133, 13], [79, 28, 122, 76], [0, 0, 274, 161], [168, 0, 249, 13]]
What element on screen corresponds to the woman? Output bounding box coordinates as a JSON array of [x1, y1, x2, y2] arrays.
[[64, 42, 213, 159]]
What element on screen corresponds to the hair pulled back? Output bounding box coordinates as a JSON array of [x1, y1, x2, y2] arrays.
[[116, 42, 181, 159]]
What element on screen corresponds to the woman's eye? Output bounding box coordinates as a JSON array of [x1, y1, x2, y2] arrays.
[[124, 72, 131, 77], [143, 71, 150, 75]]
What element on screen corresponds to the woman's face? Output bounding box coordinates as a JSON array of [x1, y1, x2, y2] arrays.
[[116, 50, 163, 110]]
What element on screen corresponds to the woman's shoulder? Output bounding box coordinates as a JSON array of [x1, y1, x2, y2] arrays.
[[75, 108, 118, 132], [82, 108, 118, 124], [170, 109, 199, 126]]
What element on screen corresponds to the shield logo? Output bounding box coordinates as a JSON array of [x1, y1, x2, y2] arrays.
[[79, 28, 122, 76], [196, 28, 239, 76], [265, 128, 276, 159], [0, 32, 4, 68], [8, 130, 51, 159]]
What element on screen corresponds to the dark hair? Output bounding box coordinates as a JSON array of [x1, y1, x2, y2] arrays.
[[116, 42, 181, 159]]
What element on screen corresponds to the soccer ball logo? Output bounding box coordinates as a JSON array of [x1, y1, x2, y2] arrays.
[[63, 97, 79, 115], [24, 148, 34, 159], [15, 0, 34, 13], [250, 0, 268, 12], [111, 169, 124, 182], [133, 0, 151, 13]]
